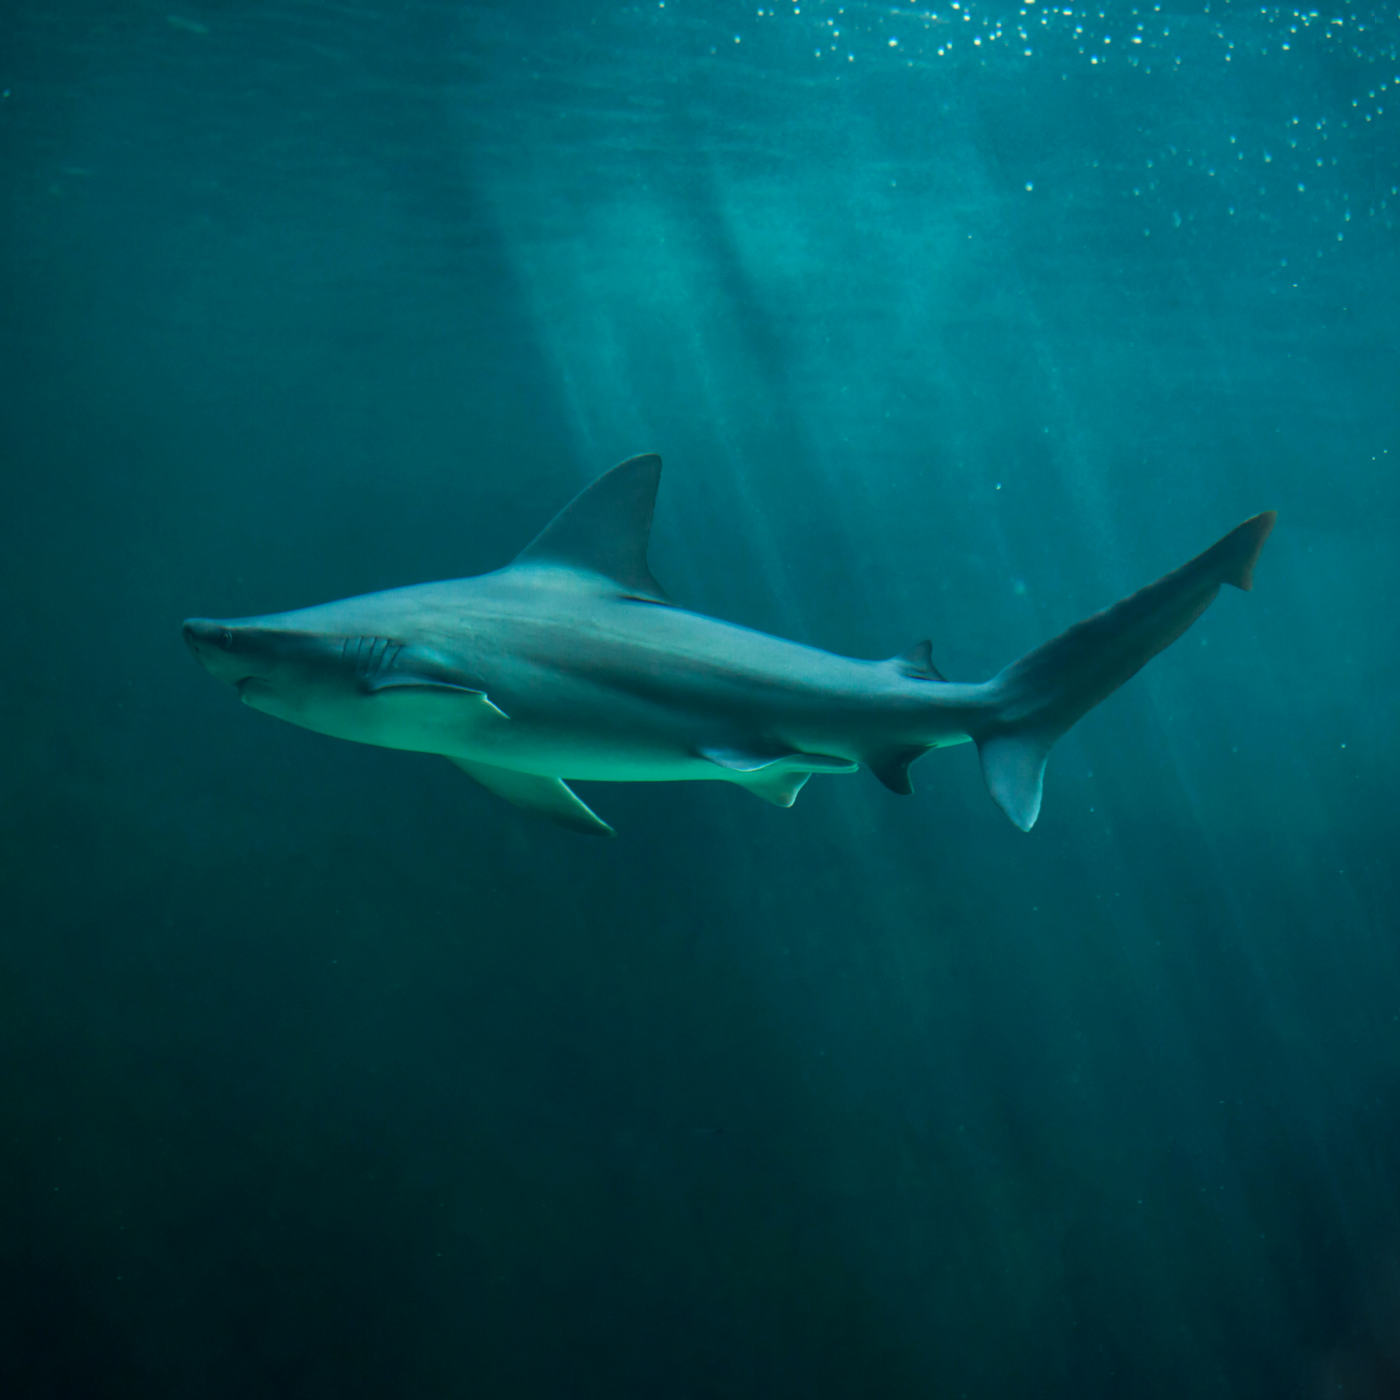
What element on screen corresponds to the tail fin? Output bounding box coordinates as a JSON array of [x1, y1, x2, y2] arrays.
[[975, 511, 1275, 830]]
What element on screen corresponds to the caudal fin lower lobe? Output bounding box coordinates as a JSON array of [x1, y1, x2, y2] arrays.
[[975, 511, 1275, 831]]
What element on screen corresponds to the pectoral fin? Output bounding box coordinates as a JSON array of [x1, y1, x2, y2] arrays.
[[367, 674, 510, 720], [447, 758, 614, 836]]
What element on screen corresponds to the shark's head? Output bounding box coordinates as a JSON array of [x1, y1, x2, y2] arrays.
[[182, 615, 341, 718], [183, 609, 487, 754]]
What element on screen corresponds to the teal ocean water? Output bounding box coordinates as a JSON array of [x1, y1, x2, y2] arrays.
[[2, 2, 1397, 1395]]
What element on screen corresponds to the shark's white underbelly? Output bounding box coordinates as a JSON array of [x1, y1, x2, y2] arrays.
[[245, 669, 896, 784]]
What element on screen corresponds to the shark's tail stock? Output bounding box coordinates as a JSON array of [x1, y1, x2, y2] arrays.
[[968, 511, 1276, 830]]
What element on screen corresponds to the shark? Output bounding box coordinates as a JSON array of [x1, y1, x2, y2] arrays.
[[184, 454, 1274, 836]]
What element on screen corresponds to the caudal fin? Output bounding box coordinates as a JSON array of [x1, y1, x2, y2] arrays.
[[975, 511, 1275, 831]]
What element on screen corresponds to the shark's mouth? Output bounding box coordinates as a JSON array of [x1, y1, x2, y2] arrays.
[[237, 678, 287, 717]]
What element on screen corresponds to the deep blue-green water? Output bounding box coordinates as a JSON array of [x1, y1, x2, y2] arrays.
[[2, 1, 1398, 1395]]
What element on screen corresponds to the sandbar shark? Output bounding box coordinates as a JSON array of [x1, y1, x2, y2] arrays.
[[184, 454, 1274, 835]]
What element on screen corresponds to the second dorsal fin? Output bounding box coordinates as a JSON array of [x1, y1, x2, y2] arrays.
[[889, 639, 947, 682], [508, 454, 670, 602]]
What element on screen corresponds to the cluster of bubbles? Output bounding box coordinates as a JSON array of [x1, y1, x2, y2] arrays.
[[665, 0, 1397, 268], [1125, 118, 1398, 260], [715, 0, 1394, 82]]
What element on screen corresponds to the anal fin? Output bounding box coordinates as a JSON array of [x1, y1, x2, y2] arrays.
[[868, 745, 928, 796], [448, 758, 614, 836]]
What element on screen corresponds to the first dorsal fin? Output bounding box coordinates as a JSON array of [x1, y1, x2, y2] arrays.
[[890, 640, 947, 682], [509, 454, 670, 603]]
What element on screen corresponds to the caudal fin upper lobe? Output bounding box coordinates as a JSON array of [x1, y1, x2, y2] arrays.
[[973, 511, 1276, 830]]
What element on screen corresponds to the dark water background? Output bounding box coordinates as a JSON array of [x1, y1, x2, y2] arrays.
[[2, 1, 1398, 1395]]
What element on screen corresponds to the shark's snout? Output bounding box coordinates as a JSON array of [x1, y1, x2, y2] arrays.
[[183, 618, 234, 660], [183, 618, 232, 651], [183, 617, 247, 686]]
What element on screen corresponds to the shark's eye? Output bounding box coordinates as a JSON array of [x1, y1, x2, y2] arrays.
[[220, 629, 234, 650]]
